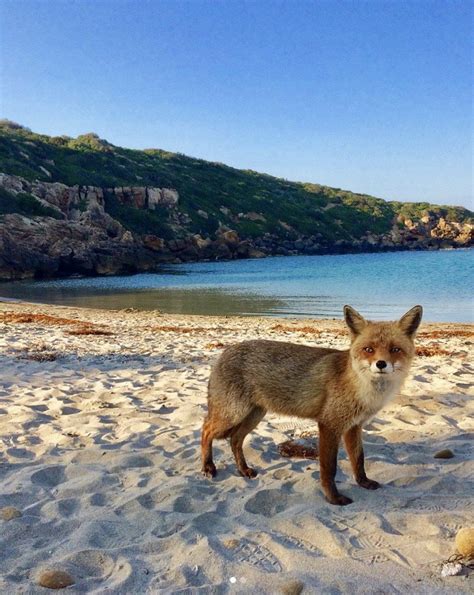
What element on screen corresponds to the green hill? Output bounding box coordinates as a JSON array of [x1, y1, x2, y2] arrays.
[[1, 120, 471, 244]]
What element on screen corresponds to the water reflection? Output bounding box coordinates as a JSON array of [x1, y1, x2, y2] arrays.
[[0, 285, 285, 317]]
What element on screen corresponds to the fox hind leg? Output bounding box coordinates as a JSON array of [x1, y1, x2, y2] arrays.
[[230, 406, 266, 478], [201, 406, 256, 477], [201, 416, 233, 478]]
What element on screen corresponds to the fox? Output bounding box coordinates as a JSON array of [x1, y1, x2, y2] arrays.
[[201, 304, 423, 505]]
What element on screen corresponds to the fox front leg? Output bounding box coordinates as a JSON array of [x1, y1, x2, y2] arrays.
[[343, 425, 380, 490], [318, 423, 353, 505]]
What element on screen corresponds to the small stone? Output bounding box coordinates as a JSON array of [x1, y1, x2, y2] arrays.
[[0, 506, 22, 521], [37, 570, 75, 589], [434, 449, 454, 459], [455, 527, 474, 559], [280, 579, 305, 595], [223, 538, 239, 549]]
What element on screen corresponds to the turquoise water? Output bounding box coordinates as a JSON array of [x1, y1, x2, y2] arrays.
[[1, 250, 472, 322]]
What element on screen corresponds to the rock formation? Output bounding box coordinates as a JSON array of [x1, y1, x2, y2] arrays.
[[0, 173, 472, 280]]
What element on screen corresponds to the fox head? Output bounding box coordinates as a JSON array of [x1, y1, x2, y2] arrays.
[[343, 305, 423, 379]]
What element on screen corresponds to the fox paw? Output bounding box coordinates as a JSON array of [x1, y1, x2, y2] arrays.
[[202, 463, 217, 478], [327, 493, 353, 506], [358, 478, 380, 490], [240, 467, 258, 479]]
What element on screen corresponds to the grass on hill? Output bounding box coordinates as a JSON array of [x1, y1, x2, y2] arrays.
[[0, 121, 471, 242]]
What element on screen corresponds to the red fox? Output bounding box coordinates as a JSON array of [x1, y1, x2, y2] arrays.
[[201, 305, 422, 505]]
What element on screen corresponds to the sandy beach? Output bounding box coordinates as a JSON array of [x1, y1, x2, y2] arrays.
[[0, 301, 472, 594]]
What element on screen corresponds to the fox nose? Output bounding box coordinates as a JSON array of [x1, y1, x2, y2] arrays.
[[376, 360, 387, 370]]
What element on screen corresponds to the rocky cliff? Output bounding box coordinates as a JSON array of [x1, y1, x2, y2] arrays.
[[0, 172, 471, 280], [0, 122, 472, 280]]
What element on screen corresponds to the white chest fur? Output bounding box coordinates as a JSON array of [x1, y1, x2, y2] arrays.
[[355, 372, 405, 424]]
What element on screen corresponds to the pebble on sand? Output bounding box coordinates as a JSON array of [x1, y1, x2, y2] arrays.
[[434, 449, 454, 459], [37, 570, 75, 589], [279, 579, 305, 595], [455, 528, 474, 559], [223, 538, 240, 550], [0, 506, 22, 521]]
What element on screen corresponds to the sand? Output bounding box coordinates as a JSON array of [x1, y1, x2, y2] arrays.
[[0, 302, 472, 594]]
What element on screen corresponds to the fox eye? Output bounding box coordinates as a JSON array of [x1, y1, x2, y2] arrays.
[[363, 347, 374, 353], [390, 347, 401, 353]]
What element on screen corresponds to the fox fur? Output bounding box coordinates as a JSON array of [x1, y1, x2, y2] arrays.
[[201, 305, 422, 505]]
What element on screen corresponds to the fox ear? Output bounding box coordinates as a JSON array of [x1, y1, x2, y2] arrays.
[[343, 305, 367, 336], [398, 305, 423, 337]]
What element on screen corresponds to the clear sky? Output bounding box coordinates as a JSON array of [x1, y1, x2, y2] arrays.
[[1, 0, 472, 207]]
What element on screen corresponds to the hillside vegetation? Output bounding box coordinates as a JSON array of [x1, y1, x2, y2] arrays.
[[1, 121, 471, 244]]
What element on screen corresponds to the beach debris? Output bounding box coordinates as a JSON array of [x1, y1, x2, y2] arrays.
[[279, 579, 305, 595], [278, 437, 318, 459], [0, 506, 22, 521], [434, 449, 454, 459], [205, 341, 226, 349], [23, 351, 58, 362], [455, 528, 474, 559], [440, 553, 474, 578], [0, 312, 79, 326], [416, 345, 452, 357], [67, 324, 113, 336], [440, 561, 463, 577], [37, 569, 75, 589]]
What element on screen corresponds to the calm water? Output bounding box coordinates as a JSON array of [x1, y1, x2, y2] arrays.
[[1, 250, 472, 322]]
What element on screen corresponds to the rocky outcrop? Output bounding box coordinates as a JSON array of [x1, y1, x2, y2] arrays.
[[110, 186, 179, 210], [0, 213, 167, 280], [0, 174, 180, 279], [0, 173, 472, 280], [0, 174, 180, 217]]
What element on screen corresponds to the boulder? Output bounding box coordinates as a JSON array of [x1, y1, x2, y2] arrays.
[[143, 235, 166, 251]]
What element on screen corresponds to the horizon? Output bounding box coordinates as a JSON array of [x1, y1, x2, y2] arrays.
[[1, 0, 472, 208]]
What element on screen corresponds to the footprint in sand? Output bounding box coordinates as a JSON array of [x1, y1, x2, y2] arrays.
[[73, 519, 142, 549], [41, 498, 80, 518], [244, 489, 291, 517], [220, 537, 282, 573], [6, 447, 35, 460], [173, 494, 210, 514], [273, 533, 322, 557], [151, 514, 185, 538], [272, 468, 293, 481], [31, 465, 66, 488], [192, 511, 230, 534], [350, 549, 391, 564], [60, 406, 81, 415], [89, 493, 107, 507], [350, 532, 391, 550], [63, 549, 115, 580], [110, 454, 153, 471]]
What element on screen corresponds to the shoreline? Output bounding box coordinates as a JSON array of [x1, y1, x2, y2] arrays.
[[0, 301, 472, 592], [0, 249, 472, 323], [0, 245, 471, 284], [1, 297, 473, 326]]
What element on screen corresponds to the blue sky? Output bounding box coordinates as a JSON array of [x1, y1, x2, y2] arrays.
[[1, 0, 472, 207]]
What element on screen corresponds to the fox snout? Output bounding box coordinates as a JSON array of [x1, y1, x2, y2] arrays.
[[370, 358, 396, 375], [374, 359, 390, 373], [359, 353, 398, 375]]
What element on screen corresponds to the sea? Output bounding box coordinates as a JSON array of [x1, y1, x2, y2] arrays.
[[0, 249, 472, 322]]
